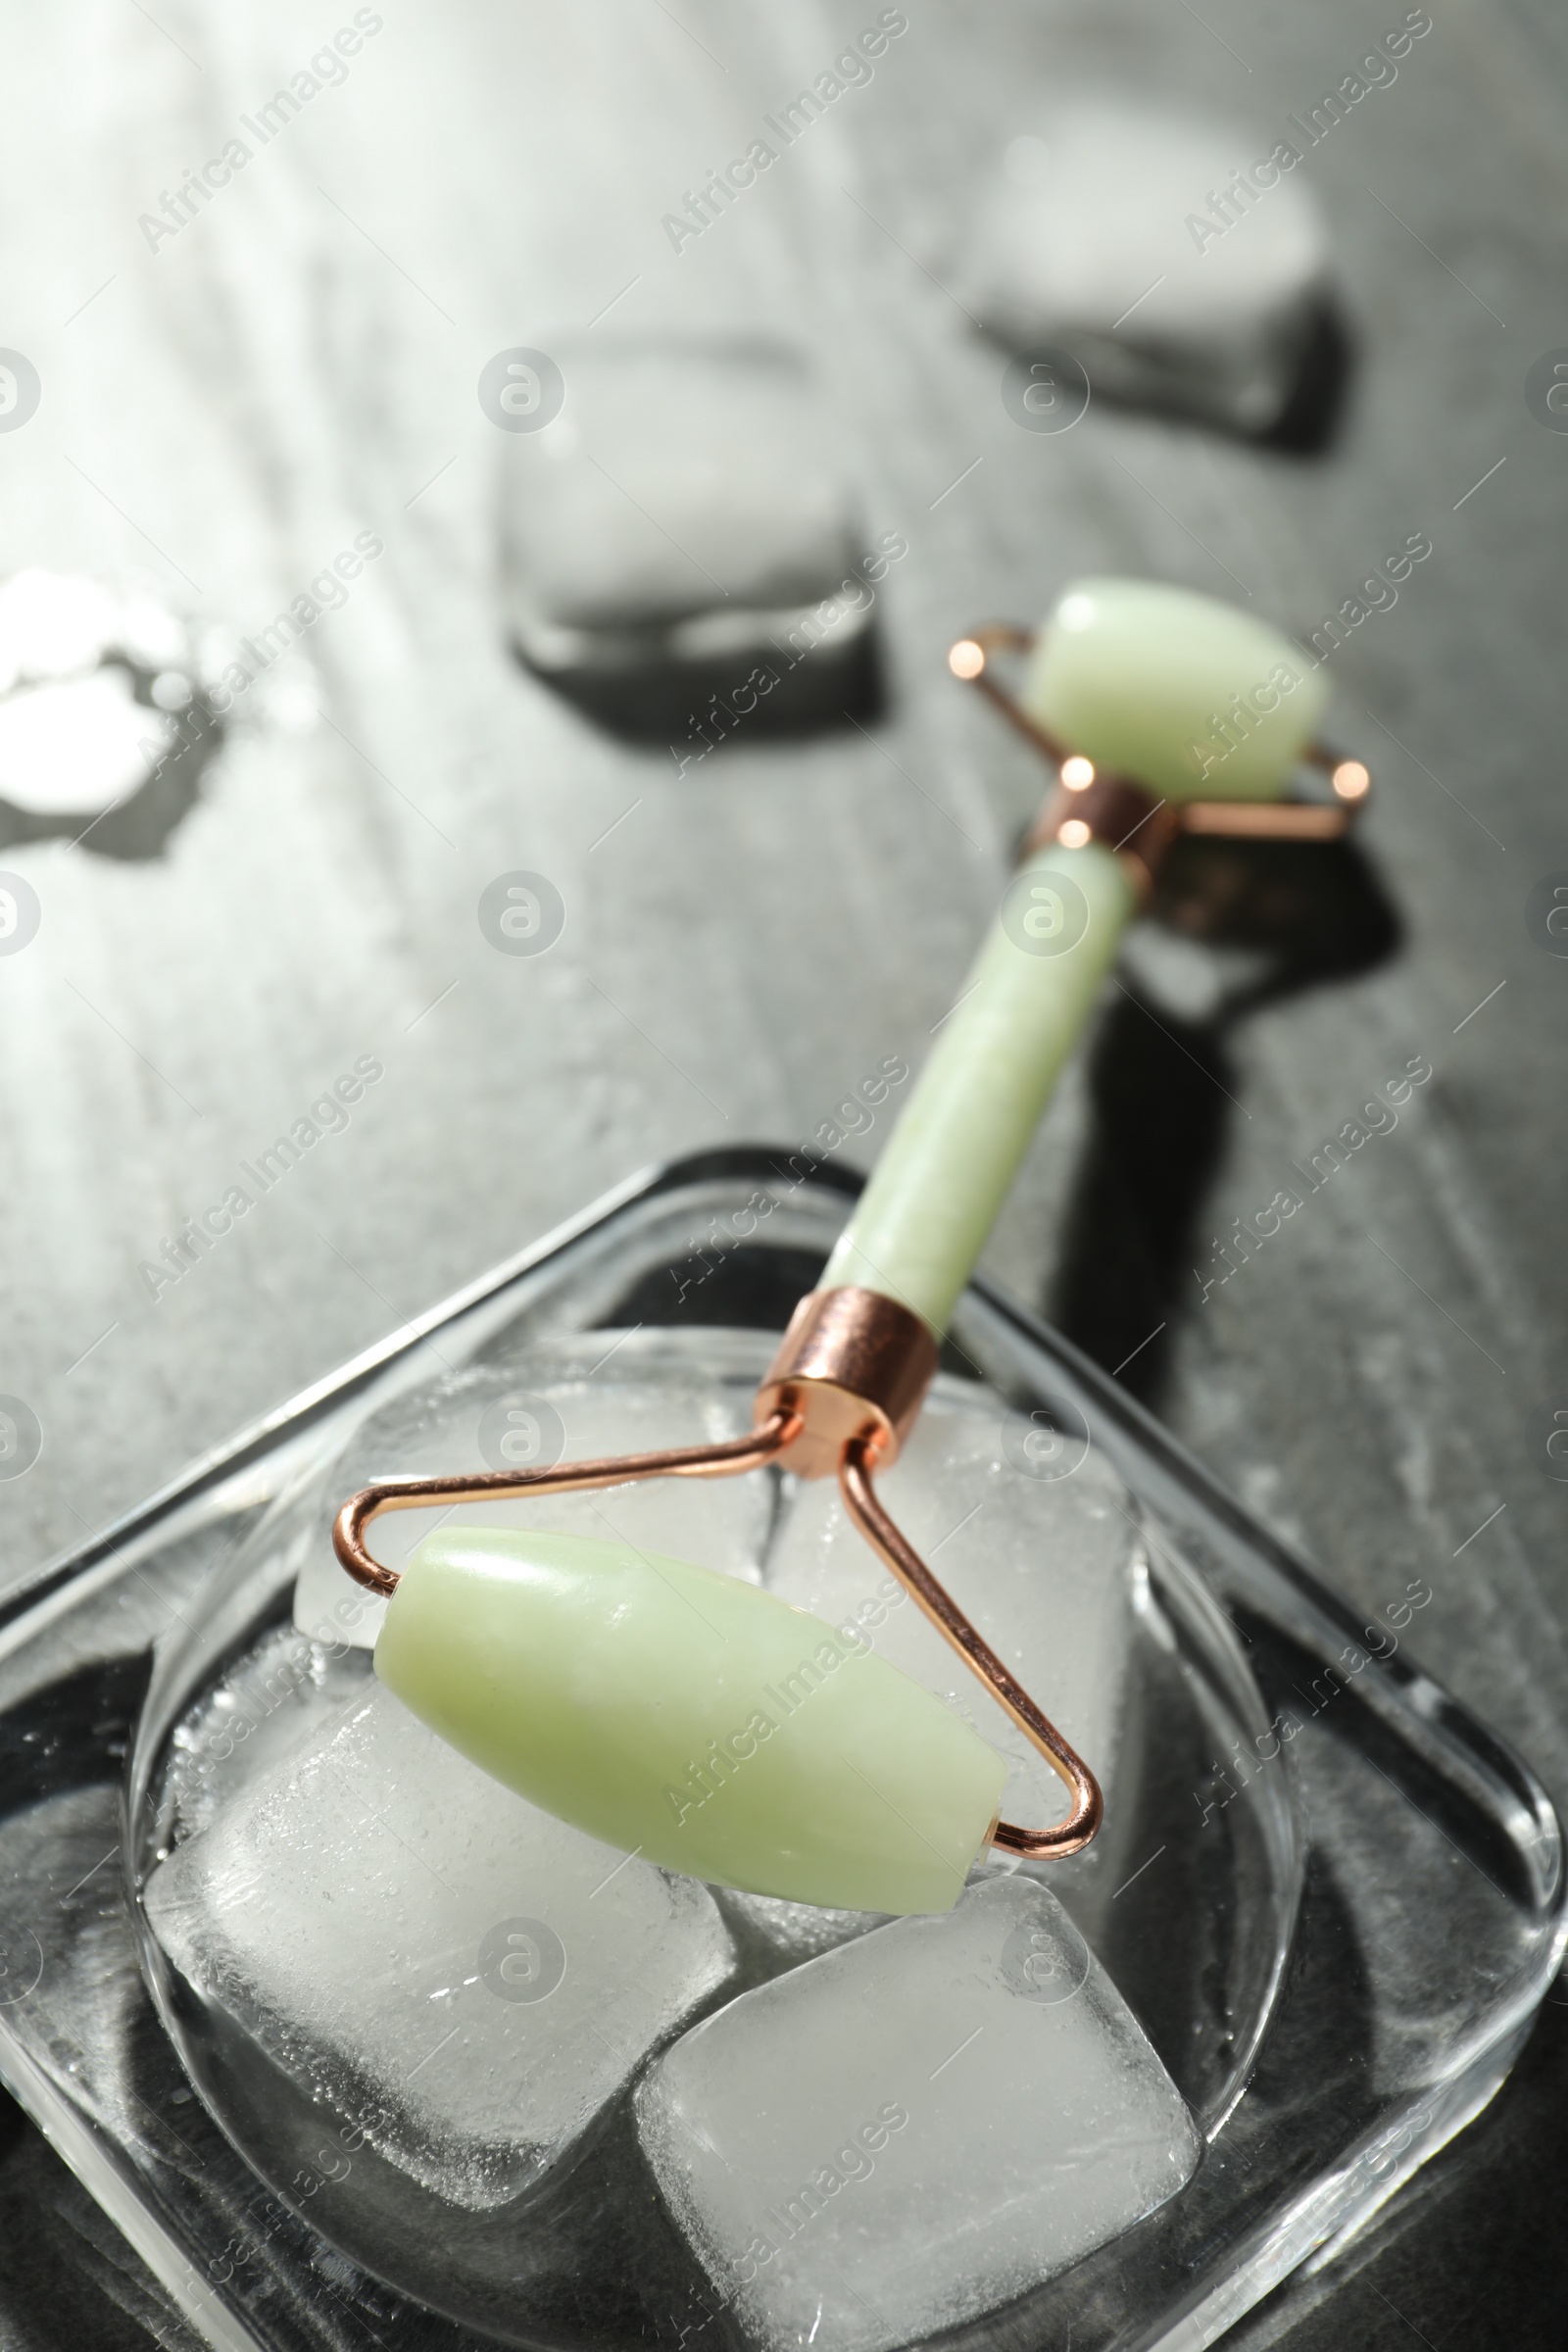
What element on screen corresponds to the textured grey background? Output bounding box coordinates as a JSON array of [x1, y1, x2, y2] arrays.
[[0, 0, 1565, 2345]]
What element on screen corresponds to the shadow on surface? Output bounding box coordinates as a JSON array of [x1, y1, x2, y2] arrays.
[[992, 290, 1355, 457], [515, 625, 885, 752], [1047, 832, 1401, 1408], [1256, 296, 1357, 458]]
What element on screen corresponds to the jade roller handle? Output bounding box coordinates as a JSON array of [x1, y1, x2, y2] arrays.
[[820, 835, 1134, 1333], [821, 576, 1330, 1335]]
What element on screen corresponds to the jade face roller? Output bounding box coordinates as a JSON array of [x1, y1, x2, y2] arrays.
[[333, 577, 1370, 1920]]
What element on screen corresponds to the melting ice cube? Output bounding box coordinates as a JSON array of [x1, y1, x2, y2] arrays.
[[500, 339, 861, 651], [638, 1877, 1200, 2352], [145, 1682, 737, 2210], [765, 1386, 1140, 1829], [956, 99, 1332, 436]]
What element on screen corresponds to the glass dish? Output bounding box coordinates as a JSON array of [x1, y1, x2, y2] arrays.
[[0, 1149, 1561, 2352]]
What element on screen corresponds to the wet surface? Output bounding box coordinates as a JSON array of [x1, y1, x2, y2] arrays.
[[0, 0, 1566, 2343]]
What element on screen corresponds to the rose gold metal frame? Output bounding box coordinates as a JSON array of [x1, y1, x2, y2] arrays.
[[331, 1412, 801, 1598], [332, 1286, 1102, 1863], [839, 1438, 1100, 1856], [948, 624, 1372, 893]]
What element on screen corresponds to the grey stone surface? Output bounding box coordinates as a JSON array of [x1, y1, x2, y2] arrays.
[[0, 0, 1564, 2344]]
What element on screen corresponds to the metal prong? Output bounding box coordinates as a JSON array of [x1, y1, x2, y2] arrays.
[[332, 1410, 801, 1596], [838, 1435, 1102, 1859]]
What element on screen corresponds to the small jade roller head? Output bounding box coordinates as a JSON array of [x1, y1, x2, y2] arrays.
[[951, 576, 1371, 892], [1024, 575, 1331, 802], [337, 577, 1372, 1922]]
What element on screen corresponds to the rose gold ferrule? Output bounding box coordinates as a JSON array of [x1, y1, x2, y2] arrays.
[[1020, 773, 1180, 903], [754, 1287, 940, 1480]]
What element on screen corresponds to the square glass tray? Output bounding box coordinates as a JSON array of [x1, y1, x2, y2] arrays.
[[0, 1149, 1561, 2352]]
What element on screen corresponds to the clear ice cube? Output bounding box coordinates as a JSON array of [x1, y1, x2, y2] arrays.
[[145, 1681, 737, 2210], [294, 1357, 774, 1651], [500, 339, 860, 642], [764, 1387, 1140, 1828], [164, 1621, 370, 1847], [638, 1876, 1200, 2352], [955, 99, 1331, 435]]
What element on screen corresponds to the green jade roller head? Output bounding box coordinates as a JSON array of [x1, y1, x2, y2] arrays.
[[335, 577, 1371, 1919]]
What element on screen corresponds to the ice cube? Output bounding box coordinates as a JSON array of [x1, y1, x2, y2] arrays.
[[638, 1877, 1200, 2352], [294, 1357, 774, 1651], [145, 1681, 737, 2210], [956, 99, 1332, 436], [764, 1386, 1140, 1830], [163, 1621, 370, 1847], [501, 338, 860, 642], [497, 337, 875, 738]]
